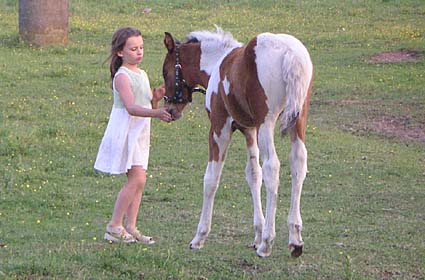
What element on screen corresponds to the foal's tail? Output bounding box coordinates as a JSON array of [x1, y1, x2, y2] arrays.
[[279, 49, 313, 135]]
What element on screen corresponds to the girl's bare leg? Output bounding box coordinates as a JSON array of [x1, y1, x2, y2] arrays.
[[125, 166, 146, 229], [109, 166, 146, 228]]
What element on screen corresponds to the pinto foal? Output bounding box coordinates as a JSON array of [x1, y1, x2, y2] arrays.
[[162, 28, 313, 258]]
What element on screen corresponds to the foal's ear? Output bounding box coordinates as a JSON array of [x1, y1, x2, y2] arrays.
[[164, 32, 175, 54]]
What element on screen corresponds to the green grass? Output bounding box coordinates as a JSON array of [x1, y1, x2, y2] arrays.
[[1, 0, 424, 279]]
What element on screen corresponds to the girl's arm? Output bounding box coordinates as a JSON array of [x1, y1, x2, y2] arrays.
[[115, 74, 171, 122]]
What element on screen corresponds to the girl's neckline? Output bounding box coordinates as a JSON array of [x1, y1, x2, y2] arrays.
[[121, 66, 142, 75]]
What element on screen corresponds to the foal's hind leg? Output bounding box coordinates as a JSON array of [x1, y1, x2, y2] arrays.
[[189, 119, 233, 250], [256, 120, 280, 258], [287, 127, 308, 258], [242, 128, 265, 249]]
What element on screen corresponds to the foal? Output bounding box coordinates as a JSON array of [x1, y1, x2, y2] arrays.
[[162, 27, 313, 258]]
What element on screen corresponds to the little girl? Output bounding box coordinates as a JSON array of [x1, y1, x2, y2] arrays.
[[94, 27, 172, 244]]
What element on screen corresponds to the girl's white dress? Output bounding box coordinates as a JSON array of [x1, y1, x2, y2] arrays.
[[94, 66, 152, 175]]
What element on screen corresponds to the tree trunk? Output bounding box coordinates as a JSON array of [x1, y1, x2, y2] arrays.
[[19, 0, 69, 46]]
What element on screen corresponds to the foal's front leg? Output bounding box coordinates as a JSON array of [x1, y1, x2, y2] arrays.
[[189, 161, 225, 249], [189, 123, 232, 249]]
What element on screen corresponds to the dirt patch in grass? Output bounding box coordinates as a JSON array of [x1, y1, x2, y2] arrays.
[[367, 49, 422, 63], [312, 99, 425, 143], [371, 115, 425, 142]]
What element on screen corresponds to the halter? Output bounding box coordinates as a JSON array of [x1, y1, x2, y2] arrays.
[[163, 44, 206, 104]]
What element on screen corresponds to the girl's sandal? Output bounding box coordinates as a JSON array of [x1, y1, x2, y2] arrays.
[[126, 227, 156, 245], [104, 225, 136, 244]]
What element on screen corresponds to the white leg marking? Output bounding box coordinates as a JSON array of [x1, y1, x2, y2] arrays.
[[190, 160, 225, 249], [190, 118, 232, 249], [288, 134, 307, 257], [256, 118, 280, 257], [244, 128, 264, 249]]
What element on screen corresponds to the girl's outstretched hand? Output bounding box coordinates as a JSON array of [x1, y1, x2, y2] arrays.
[[155, 107, 172, 123]]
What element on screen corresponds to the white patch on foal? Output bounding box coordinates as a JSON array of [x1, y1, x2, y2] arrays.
[[255, 33, 313, 128], [222, 76, 230, 96], [192, 27, 242, 112], [189, 27, 242, 76]]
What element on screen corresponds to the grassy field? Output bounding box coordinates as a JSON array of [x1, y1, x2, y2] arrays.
[[1, 0, 424, 279]]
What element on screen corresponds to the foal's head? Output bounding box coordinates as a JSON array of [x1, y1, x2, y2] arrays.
[[162, 32, 208, 120]]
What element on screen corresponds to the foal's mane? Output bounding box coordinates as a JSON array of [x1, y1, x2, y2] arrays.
[[183, 26, 243, 77], [186, 26, 242, 50]]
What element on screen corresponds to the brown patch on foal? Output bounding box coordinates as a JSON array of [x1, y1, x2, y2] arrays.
[[218, 37, 268, 128], [208, 37, 270, 161], [208, 93, 232, 162], [180, 43, 210, 87]]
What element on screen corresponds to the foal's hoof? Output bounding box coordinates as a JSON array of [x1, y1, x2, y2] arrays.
[[189, 241, 203, 250], [289, 244, 303, 258], [256, 244, 272, 258], [247, 242, 259, 250]]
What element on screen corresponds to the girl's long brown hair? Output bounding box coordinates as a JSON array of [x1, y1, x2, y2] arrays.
[[107, 27, 142, 86]]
